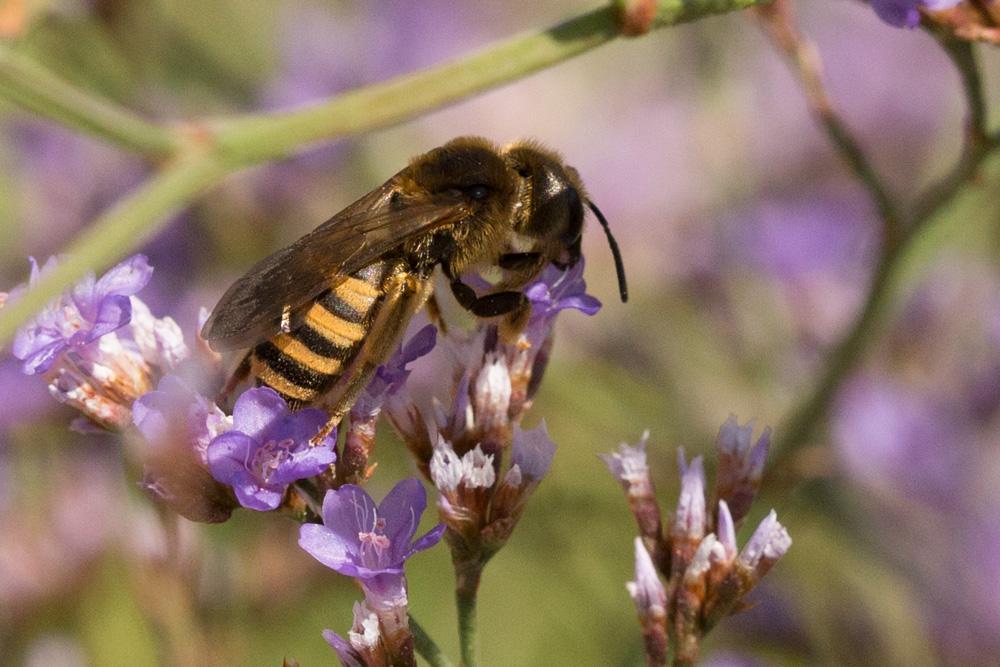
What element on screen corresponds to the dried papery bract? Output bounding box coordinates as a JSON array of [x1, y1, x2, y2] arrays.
[[603, 419, 791, 665]]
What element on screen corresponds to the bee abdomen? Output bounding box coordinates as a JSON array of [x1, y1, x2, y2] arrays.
[[250, 268, 386, 406]]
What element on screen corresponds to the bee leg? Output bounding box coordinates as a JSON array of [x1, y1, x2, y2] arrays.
[[424, 291, 449, 335], [450, 279, 527, 317]]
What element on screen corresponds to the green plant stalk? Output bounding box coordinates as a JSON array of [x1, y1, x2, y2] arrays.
[[454, 560, 483, 667], [410, 615, 453, 667], [0, 152, 227, 345], [0, 0, 770, 349], [770, 29, 999, 465], [772, 134, 998, 468], [0, 43, 178, 158]]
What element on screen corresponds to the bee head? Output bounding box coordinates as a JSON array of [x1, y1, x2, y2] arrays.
[[501, 142, 586, 268], [503, 141, 627, 302]]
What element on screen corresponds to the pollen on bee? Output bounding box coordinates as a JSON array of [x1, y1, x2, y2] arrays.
[[280, 305, 292, 333]]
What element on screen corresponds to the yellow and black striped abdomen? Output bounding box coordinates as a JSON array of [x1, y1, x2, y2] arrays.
[[250, 265, 386, 407]]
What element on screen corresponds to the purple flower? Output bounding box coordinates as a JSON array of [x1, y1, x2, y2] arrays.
[[736, 510, 792, 582], [524, 259, 602, 334], [352, 324, 437, 419], [510, 422, 557, 483], [11, 255, 153, 375], [674, 451, 707, 543], [206, 387, 336, 511], [298, 478, 445, 579], [133, 375, 231, 465], [870, 0, 961, 28]]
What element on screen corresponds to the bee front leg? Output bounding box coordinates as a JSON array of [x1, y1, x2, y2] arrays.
[[449, 278, 527, 317], [450, 278, 532, 342]]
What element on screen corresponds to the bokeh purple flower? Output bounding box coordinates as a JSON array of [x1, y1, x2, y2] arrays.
[[206, 387, 336, 511], [10, 255, 152, 375], [870, 0, 961, 28], [298, 478, 444, 580], [133, 374, 231, 466]]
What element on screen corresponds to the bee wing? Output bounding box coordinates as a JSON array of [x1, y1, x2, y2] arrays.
[[202, 184, 465, 350]]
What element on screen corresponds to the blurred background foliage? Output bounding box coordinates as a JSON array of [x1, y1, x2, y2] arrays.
[[1, 0, 999, 665]]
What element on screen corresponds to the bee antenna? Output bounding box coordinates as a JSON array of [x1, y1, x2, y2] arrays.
[[587, 200, 628, 303]]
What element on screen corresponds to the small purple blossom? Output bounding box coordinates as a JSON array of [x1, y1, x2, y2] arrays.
[[298, 478, 444, 579], [352, 324, 437, 419], [600, 432, 652, 492], [11, 255, 153, 375], [207, 388, 336, 511], [511, 422, 557, 482], [736, 510, 792, 581], [133, 375, 231, 465], [524, 259, 602, 333], [870, 0, 961, 28]]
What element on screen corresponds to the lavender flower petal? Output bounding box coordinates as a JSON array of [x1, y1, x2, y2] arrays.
[[512, 421, 557, 482], [377, 478, 426, 558]]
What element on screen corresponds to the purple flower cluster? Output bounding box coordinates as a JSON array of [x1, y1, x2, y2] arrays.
[[3, 254, 189, 430], [870, 0, 961, 28], [11, 255, 152, 375]]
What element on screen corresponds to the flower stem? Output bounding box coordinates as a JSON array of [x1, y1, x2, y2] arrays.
[[454, 560, 484, 667], [0, 150, 227, 346], [0, 43, 178, 158], [0, 0, 769, 349], [753, 0, 901, 244], [410, 615, 453, 667]]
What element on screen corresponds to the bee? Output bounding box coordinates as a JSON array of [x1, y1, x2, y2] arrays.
[[201, 137, 627, 421]]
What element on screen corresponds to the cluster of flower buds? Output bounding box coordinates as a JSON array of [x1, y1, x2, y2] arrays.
[[880, 0, 1000, 43], [603, 416, 791, 665], [298, 479, 444, 667], [2, 255, 187, 430], [383, 263, 597, 570]]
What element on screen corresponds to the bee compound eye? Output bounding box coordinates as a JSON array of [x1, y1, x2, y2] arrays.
[[466, 185, 490, 201]]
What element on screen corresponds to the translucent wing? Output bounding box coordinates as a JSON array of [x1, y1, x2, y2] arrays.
[[202, 182, 465, 350]]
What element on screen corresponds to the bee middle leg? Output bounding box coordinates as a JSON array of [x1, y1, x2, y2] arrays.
[[425, 291, 448, 335]]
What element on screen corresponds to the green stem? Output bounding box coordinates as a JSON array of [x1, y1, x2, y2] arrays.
[[0, 43, 178, 158], [0, 151, 227, 345], [754, 1, 901, 243], [0, 0, 770, 349], [455, 561, 483, 667], [767, 27, 998, 468], [410, 615, 453, 667], [772, 130, 999, 466], [938, 38, 987, 147]]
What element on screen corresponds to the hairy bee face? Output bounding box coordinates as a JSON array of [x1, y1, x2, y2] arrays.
[[503, 141, 587, 267]]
